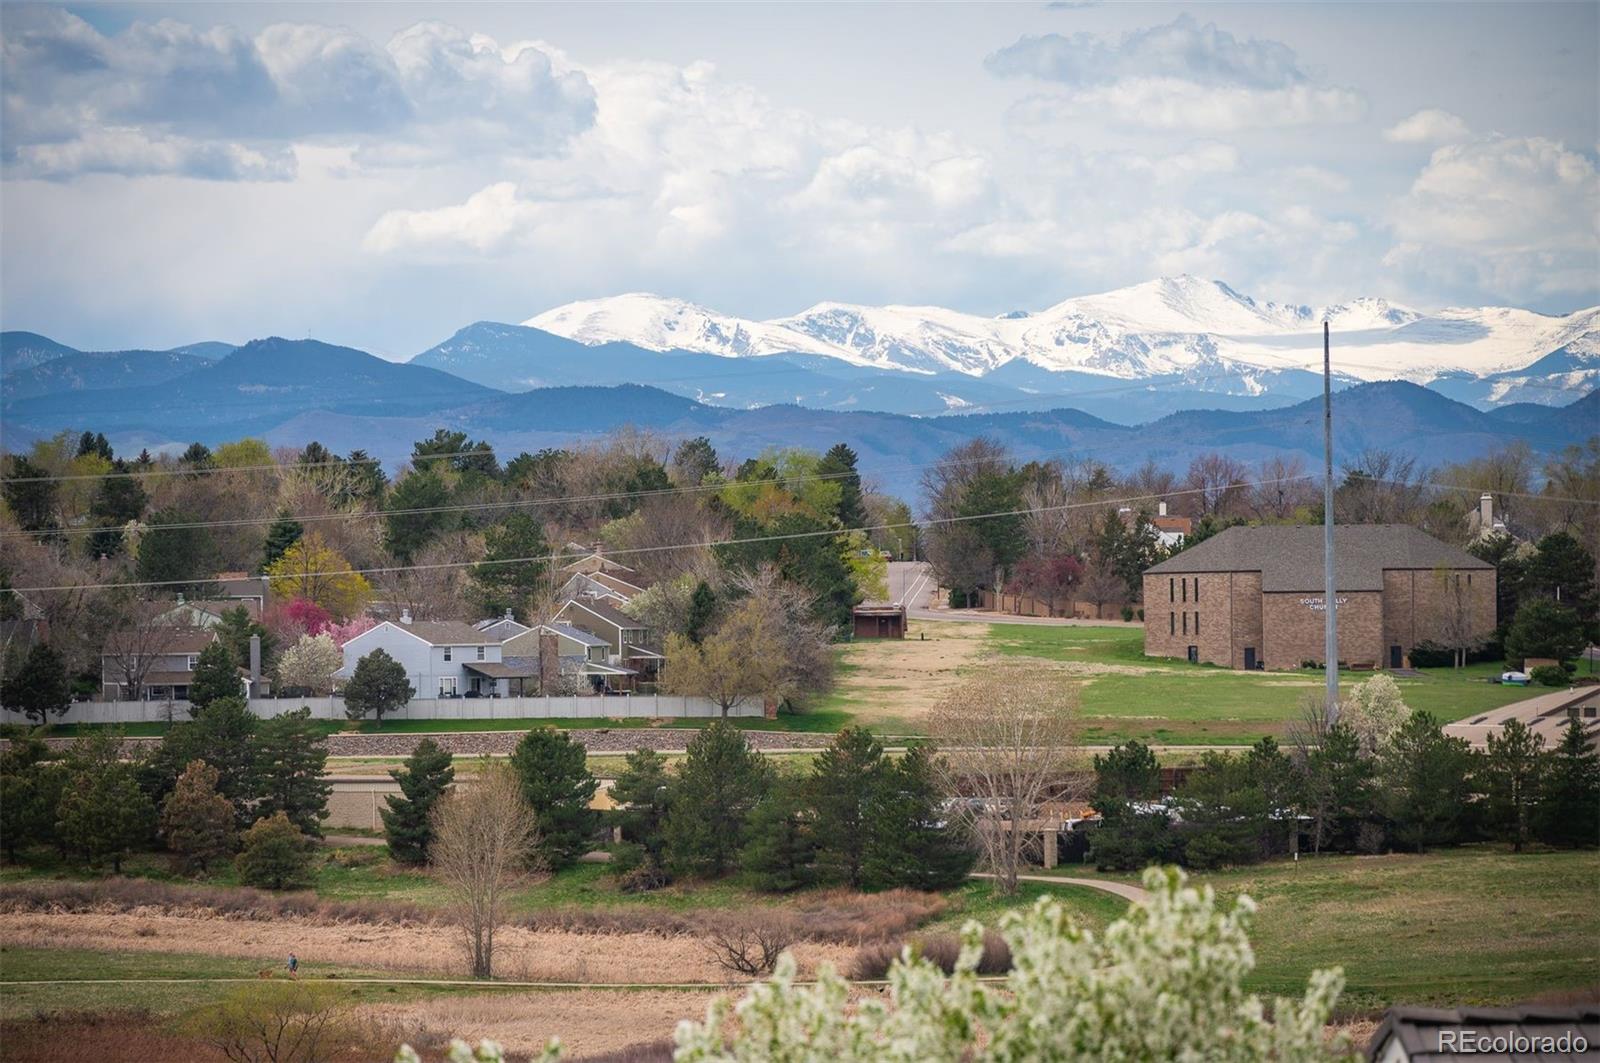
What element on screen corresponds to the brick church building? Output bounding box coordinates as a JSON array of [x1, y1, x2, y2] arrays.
[[1143, 524, 1495, 671]]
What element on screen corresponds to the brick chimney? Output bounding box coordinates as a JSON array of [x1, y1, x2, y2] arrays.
[[1480, 493, 1494, 531], [400, 608, 413, 625], [248, 634, 261, 686], [538, 632, 560, 695], [1158, 501, 1168, 517]]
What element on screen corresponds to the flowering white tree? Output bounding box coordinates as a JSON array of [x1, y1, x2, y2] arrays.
[[1341, 673, 1411, 755], [274, 634, 343, 696], [395, 868, 1352, 1063]]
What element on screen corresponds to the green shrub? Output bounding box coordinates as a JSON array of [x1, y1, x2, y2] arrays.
[[236, 811, 315, 890], [1530, 664, 1571, 687]]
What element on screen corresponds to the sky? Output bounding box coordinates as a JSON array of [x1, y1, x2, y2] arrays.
[[0, 1, 1596, 360]]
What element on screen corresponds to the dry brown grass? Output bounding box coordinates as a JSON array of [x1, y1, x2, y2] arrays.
[[354, 990, 722, 1058], [847, 930, 1012, 980], [832, 620, 991, 724], [0, 880, 944, 947], [0, 910, 854, 985], [0, 1010, 231, 1063]]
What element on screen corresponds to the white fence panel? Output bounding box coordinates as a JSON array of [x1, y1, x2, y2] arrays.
[[41, 693, 754, 725]]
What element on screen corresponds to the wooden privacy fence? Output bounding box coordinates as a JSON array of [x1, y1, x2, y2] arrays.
[[41, 694, 750, 725]]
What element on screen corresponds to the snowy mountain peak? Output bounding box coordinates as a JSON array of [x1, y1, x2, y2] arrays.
[[524, 279, 1599, 389]]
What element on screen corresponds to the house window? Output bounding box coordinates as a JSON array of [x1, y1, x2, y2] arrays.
[[476, 645, 486, 661], [186, 655, 199, 670], [1194, 611, 1200, 635], [1169, 612, 1175, 635], [1181, 579, 1187, 603], [444, 646, 452, 661], [1182, 612, 1188, 635], [1193, 578, 1200, 603], [1169, 578, 1175, 602], [439, 677, 457, 697], [1467, 573, 1472, 587]]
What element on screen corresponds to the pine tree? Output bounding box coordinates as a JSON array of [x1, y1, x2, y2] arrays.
[[187, 641, 242, 712], [740, 776, 817, 892], [609, 747, 672, 868], [261, 513, 304, 570], [809, 726, 888, 887], [344, 649, 412, 726], [1480, 719, 1545, 852], [135, 508, 217, 597], [235, 811, 314, 890], [381, 738, 455, 865], [664, 721, 772, 878], [1536, 719, 1600, 848], [147, 696, 260, 823], [862, 744, 975, 891], [686, 582, 717, 645], [818, 443, 867, 529], [1, 643, 72, 723], [509, 728, 598, 869], [160, 759, 237, 874], [87, 463, 147, 558], [57, 733, 155, 872], [1380, 711, 1474, 853], [1093, 740, 1162, 802], [384, 467, 454, 563], [470, 513, 549, 619], [214, 605, 274, 676], [252, 708, 331, 837], [0, 734, 62, 862]]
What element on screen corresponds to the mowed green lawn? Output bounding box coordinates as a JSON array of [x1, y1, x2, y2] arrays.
[[988, 623, 1539, 745]]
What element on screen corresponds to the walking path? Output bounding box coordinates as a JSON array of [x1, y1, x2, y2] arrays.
[[969, 872, 1149, 903]]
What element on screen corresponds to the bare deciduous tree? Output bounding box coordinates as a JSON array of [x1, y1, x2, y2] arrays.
[[429, 763, 539, 979], [1432, 567, 1483, 669], [1182, 453, 1249, 519], [102, 596, 180, 700], [706, 914, 794, 978], [1248, 455, 1314, 521], [1336, 450, 1428, 525], [374, 531, 481, 620], [929, 673, 1082, 894]]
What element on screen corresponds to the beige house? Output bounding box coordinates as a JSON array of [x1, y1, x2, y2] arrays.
[[1143, 524, 1495, 671]]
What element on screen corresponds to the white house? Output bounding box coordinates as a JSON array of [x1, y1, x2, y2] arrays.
[[337, 612, 535, 698]]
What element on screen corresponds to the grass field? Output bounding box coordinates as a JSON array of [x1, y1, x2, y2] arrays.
[[1035, 846, 1600, 1012]]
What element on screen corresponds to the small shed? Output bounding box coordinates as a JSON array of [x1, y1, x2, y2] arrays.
[[1366, 1004, 1599, 1061], [852, 604, 906, 640]]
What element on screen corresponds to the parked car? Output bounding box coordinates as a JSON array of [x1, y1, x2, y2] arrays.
[[1500, 670, 1530, 685]]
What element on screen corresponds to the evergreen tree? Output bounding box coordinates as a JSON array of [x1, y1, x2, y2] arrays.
[[252, 708, 331, 837], [664, 721, 773, 878], [159, 759, 238, 874], [1300, 722, 1374, 854], [136, 508, 217, 596], [608, 747, 672, 872], [180, 442, 214, 468], [384, 467, 454, 563], [509, 728, 598, 869], [146, 696, 260, 822], [87, 462, 147, 557], [686, 581, 717, 645], [187, 641, 242, 712], [1535, 719, 1600, 848], [1, 642, 71, 723], [235, 811, 314, 890], [1093, 740, 1162, 801], [215, 605, 273, 675], [671, 436, 720, 485], [261, 513, 304, 570], [862, 744, 975, 891], [818, 443, 867, 529], [76, 431, 112, 461], [57, 733, 155, 872], [1380, 711, 1474, 853], [344, 649, 412, 726], [1505, 599, 1587, 668], [382, 739, 455, 865], [0, 733, 62, 862], [343, 449, 388, 502], [470, 513, 549, 619], [1480, 719, 1545, 852], [809, 726, 888, 887], [1523, 531, 1599, 638], [740, 776, 818, 892], [2, 456, 58, 532]]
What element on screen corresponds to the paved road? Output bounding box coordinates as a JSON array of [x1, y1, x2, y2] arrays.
[[886, 560, 937, 609], [969, 872, 1149, 903]]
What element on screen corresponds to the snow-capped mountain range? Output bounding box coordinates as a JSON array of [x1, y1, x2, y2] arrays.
[[526, 275, 1599, 390]]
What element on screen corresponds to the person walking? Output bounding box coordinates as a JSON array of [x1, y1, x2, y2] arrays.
[[287, 952, 298, 977]]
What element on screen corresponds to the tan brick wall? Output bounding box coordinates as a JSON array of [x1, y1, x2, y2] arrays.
[[1142, 572, 1256, 667], [1387, 567, 1497, 663]]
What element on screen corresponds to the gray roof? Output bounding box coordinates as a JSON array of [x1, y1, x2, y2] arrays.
[[1145, 524, 1492, 593], [543, 622, 609, 648], [392, 620, 492, 645], [1367, 1004, 1600, 1061], [558, 598, 646, 631]]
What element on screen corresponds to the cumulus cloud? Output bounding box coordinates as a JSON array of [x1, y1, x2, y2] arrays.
[[1383, 108, 1470, 144], [1385, 136, 1598, 298], [986, 16, 1363, 131], [986, 16, 1307, 88], [0, 8, 595, 180]]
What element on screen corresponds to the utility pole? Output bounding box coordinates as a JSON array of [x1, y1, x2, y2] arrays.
[[1323, 320, 1339, 726]]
